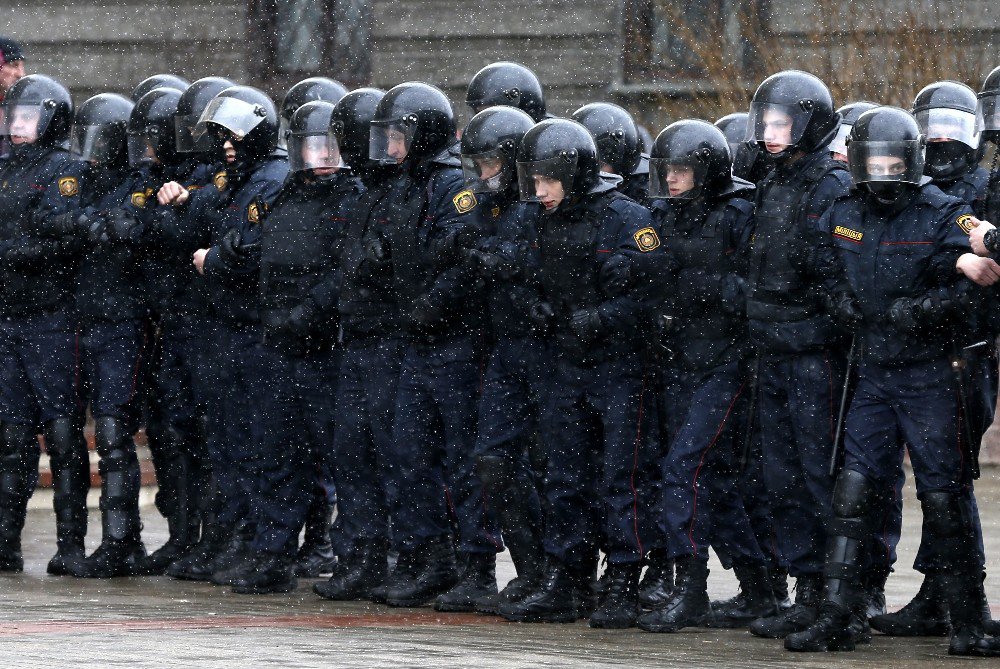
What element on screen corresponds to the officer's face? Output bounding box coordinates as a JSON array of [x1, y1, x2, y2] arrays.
[[762, 108, 794, 153], [386, 128, 409, 163], [476, 156, 502, 180], [8, 105, 39, 144], [831, 151, 848, 164], [533, 175, 564, 210], [665, 165, 695, 197], [0, 60, 24, 95], [223, 138, 237, 163], [865, 155, 907, 178], [303, 136, 341, 176]]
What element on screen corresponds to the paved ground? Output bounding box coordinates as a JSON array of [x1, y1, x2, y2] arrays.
[[2, 470, 1000, 668]]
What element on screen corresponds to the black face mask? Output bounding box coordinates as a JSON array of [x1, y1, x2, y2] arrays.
[[924, 140, 975, 181], [864, 182, 915, 216]]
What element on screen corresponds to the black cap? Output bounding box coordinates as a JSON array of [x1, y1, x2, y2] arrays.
[[0, 37, 24, 65]]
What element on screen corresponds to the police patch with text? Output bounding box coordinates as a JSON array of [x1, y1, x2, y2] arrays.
[[833, 225, 863, 243], [453, 189, 477, 214], [633, 227, 661, 252]]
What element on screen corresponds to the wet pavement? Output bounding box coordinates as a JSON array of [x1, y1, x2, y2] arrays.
[[2, 470, 999, 668]]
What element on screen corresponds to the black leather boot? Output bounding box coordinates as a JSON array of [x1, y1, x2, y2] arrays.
[[869, 573, 950, 636], [295, 490, 336, 578], [44, 417, 89, 575], [637, 548, 674, 610], [590, 562, 642, 629], [385, 536, 458, 607], [637, 556, 710, 632], [69, 417, 147, 578], [314, 539, 389, 600], [942, 570, 1000, 656], [231, 553, 298, 594], [498, 560, 578, 623], [435, 552, 497, 612], [167, 518, 230, 580], [372, 548, 418, 604], [139, 435, 198, 575], [706, 560, 779, 628], [0, 423, 40, 572]]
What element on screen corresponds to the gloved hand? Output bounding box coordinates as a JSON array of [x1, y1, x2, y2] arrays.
[[888, 296, 921, 333], [103, 208, 141, 243], [219, 228, 257, 265], [363, 235, 387, 263], [39, 211, 87, 238], [527, 300, 555, 331], [829, 291, 863, 330], [430, 225, 483, 264], [462, 248, 503, 279], [600, 253, 632, 296], [569, 307, 604, 345]]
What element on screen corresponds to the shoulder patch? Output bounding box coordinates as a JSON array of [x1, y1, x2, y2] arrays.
[[58, 176, 79, 197], [248, 202, 260, 224], [131, 192, 147, 208], [633, 227, 661, 252], [956, 214, 975, 235], [453, 189, 477, 214], [214, 171, 228, 191], [833, 225, 863, 243]]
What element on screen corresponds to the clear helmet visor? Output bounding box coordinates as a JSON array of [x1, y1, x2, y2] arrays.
[[828, 123, 852, 157], [648, 158, 705, 200], [516, 155, 576, 203], [914, 108, 979, 148], [0, 103, 45, 143], [277, 116, 290, 151], [746, 101, 813, 149], [460, 148, 511, 193], [126, 128, 161, 167], [975, 94, 1000, 134], [288, 132, 342, 173], [193, 97, 267, 143], [369, 121, 415, 165], [846, 140, 925, 185], [71, 124, 125, 164], [175, 113, 213, 153]]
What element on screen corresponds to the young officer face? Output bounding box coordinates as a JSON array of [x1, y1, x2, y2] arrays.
[[8, 105, 39, 144], [533, 174, 564, 210], [865, 155, 907, 178], [665, 165, 696, 197], [762, 108, 794, 154], [386, 128, 409, 163]]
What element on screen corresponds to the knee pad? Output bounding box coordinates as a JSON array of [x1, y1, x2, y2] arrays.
[[476, 455, 515, 492], [920, 491, 972, 539], [93, 416, 134, 459], [43, 417, 84, 464], [832, 469, 874, 520]]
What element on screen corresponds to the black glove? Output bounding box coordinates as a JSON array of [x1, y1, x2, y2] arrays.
[[104, 208, 141, 243], [887, 297, 921, 333], [430, 225, 482, 264], [528, 300, 555, 331], [829, 291, 863, 330], [569, 307, 604, 345], [219, 228, 256, 265], [600, 253, 632, 296], [462, 248, 503, 279], [363, 235, 387, 263], [38, 211, 85, 238]]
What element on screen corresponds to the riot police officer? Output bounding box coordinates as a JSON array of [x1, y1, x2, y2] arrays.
[[785, 105, 998, 657], [498, 118, 658, 628], [456, 105, 547, 614], [572, 102, 649, 203], [466, 62, 548, 122], [714, 112, 773, 184], [632, 120, 772, 633], [139, 76, 234, 576], [0, 74, 86, 573], [313, 87, 403, 603], [279, 77, 349, 143], [739, 70, 855, 640], [829, 102, 879, 163], [43, 92, 152, 577], [368, 82, 501, 609]]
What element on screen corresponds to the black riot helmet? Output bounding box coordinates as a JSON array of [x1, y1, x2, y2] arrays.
[[715, 111, 771, 183], [649, 120, 732, 200], [746, 70, 840, 160], [460, 105, 535, 193], [1, 74, 74, 149], [131, 74, 189, 103], [637, 124, 654, 154], [571, 102, 643, 176], [847, 106, 926, 208], [279, 77, 349, 149], [369, 82, 455, 165], [71, 93, 134, 168], [466, 62, 547, 122], [715, 112, 748, 156], [195, 85, 279, 165], [977, 66, 1000, 144], [287, 101, 341, 174], [829, 101, 879, 159], [174, 76, 236, 154], [128, 88, 182, 167], [330, 87, 386, 168], [912, 81, 981, 181], [516, 118, 601, 207]]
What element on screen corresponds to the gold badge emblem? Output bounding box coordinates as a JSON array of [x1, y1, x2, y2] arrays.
[[214, 171, 228, 191], [58, 176, 79, 197], [633, 227, 661, 252], [453, 189, 477, 214], [248, 202, 260, 224], [833, 225, 863, 243], [131, 192, 147, 208], [956, 214, 975, 235], [491, 206, 501, 218]]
